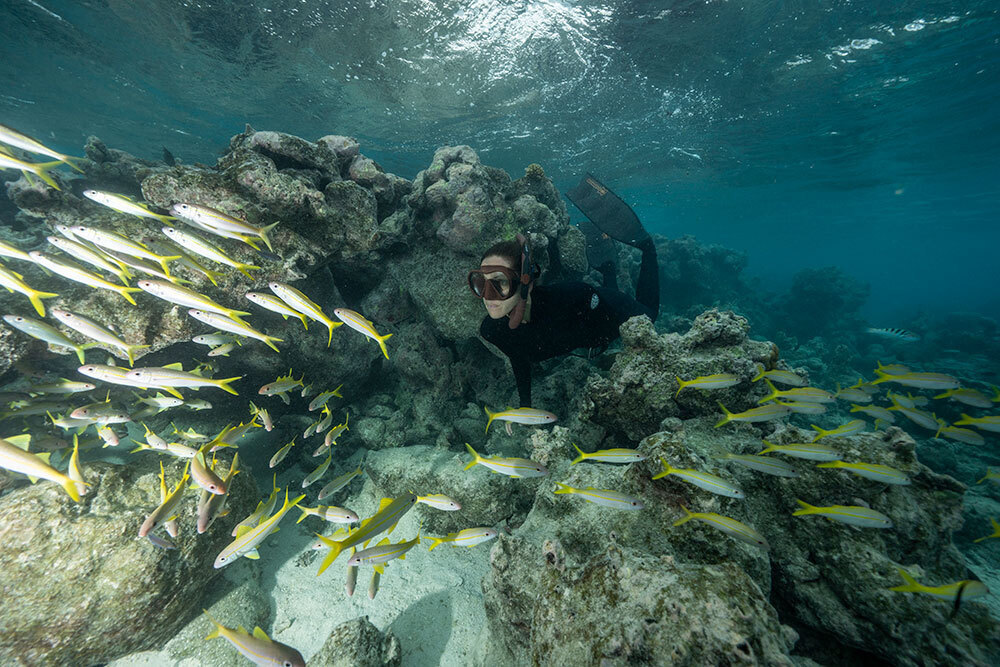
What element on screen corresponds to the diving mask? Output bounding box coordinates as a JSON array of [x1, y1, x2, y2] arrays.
[[468, 265, 520, 300]]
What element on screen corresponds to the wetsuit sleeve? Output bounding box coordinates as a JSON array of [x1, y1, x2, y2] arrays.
[[511, 352, 532, 408], [480, 318, 533, 408]]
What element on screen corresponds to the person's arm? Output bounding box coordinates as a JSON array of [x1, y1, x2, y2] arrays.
[[511, 352, 532, 408], [480, 318, 532, 408]]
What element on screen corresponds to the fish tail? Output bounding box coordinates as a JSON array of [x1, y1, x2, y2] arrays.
[[295, 507, 309, 524], [757, 440, 777, 455], [377, 332, 392, 360], [156, 255, 183, 277], [484, 406, 496, 433], [316, 535, 344, 575], [954, 414, 974, 426], [27, 288, 59, 317], [61, 475, 82, 502], [464, 442, 481, 470], [61, 155, 86, 174], [226, 308, 253, 322], [297, 313, 309, 329], [871, 369, 889, 384], [553, 482, 575, 495], [889, 568, 924, 593], [758, 378, 778, 404], [809, 425, 828, 442], [714, 401, 733, 428], [815, 462, 839, 469], [792, 499, 817, 516], [214, 376, 243, 396], [259, 221, 280, 252], [263, 336, 283, 353], [674, 376, 687, 397], [849, 404, 861, 412], [126, 345, 150, 367], [321, 321, 335, 347], [672, 505, 695, 527], [427, 537, 446, 552], [236, 263, 261, 279], [932, 389, 952, 400], [751, 364, 765, 383], [116, 286, 142, 305], [570, 442, 587, 465], [32, 161, 64, 190], [651, 458, 673, 480], [73, 344, 87, 365], [202, 610, 223, 640]]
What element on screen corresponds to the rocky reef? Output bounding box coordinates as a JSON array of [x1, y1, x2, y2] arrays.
[[1, 130, 998, 666]]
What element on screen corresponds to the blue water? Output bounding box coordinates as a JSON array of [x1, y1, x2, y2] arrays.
[[3, 1, 997, 324]]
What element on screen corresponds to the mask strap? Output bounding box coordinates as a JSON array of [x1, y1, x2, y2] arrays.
[[509, 233, 533, 329]]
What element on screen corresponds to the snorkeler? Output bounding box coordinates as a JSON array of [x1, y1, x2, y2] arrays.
[[470, 173, 660, 409]]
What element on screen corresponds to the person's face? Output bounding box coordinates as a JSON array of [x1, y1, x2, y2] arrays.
[[479, 255, 520, 319]]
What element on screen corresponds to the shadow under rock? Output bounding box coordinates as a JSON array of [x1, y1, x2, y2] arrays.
[[388, 591, 453, 667]]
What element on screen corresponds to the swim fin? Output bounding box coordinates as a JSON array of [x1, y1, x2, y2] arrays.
[[577, 218, 617, 272], [565, 173, 651, 248]]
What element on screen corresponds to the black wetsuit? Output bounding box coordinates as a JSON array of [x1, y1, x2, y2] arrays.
[[479, 240, 659, 407]]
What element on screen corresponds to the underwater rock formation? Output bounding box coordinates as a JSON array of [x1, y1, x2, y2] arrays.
[[0, 455, 255, 666], [775, 266, 869, 341], [308, 617, 401, 667], [656, 234, 754, 316], [583, 309, 778, 441]]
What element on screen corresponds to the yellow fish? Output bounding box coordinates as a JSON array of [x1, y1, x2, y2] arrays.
[[674, 373, 739, 397], [889, 568, 988, 602], [334, 308, 393, 360], [0, 434, 82, 501]]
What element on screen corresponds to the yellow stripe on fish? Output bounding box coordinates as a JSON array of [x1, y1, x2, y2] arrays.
[[652, 459, 744, 498], [334, 308, 393, 359], [463, 443, 548, 478], [674, 373, 740, 397]]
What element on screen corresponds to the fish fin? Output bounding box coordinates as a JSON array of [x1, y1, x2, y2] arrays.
[[651, 457, 673, 480], [373, 563, 384, 575], [377, 537, 390, 546], [889, 567, 923, 592], [792, 499, 816, 515], [5, 434, 31, 450], [483, 405, 495, 433], [203, 611, 223, 640], [31, 161, 63, 190], [252, 627, 270, 641], [463, 442, 480, 470], [751, 364, 765, 382], [815, 462, 840, 469], [235, 524, 253, 538], [672, 505, 695, 527], [674, 376, 687, 397], [427, 537, 445, 552], [243, 549, 260, 560], [757, 441, 777, 455], [27, 288, 59, 317], [553, 482, 574, 495], [258, 221, 280, 252], [376, 332, 392, 359], [714, 401, 733, 428], [317, 537, 343, 575], [213, 376, 243, 396], [570, 442, 586, 465]]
